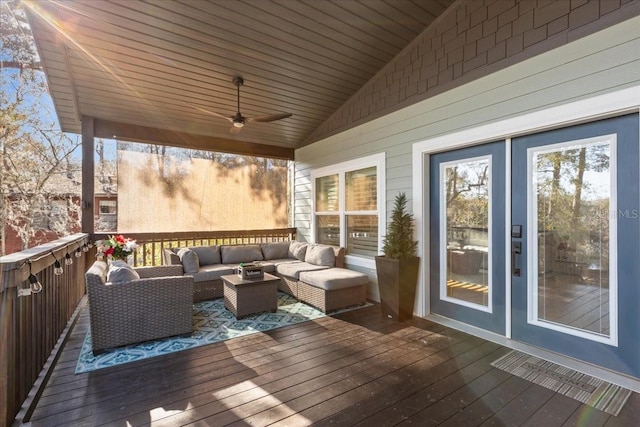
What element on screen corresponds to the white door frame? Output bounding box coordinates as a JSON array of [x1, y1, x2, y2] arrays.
[[411, 85, 640, 391]]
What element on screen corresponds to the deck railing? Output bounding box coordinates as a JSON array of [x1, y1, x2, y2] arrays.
[[0, 228, 296, 424], [94, 228, 297, 266], [0, 234, 92, 427]]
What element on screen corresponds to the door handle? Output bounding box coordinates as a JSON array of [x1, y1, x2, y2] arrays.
[[512, 241, 522, 277]]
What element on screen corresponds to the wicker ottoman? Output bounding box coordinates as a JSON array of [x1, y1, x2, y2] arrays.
[[221, 273, 280, 319], [298, 268, 368, 313]]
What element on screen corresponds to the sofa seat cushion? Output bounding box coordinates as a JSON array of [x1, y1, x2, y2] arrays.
[[299, 268, 369, 291], [192, 265, 235, 283], [277, 261, 329, 280], [251, 262, 277, 273], [221, 245, 264, 264], [263, 258, 297, 266]]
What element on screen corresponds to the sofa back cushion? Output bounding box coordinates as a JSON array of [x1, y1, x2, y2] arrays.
[[221, 245, 264, 264], [177, 248, 200, 274], [107, 260, 140, 284], [189, 246, 221, 266], [261, 242, 291, 260], [288, 241, 308, 261], [304, 244, 335, 267]]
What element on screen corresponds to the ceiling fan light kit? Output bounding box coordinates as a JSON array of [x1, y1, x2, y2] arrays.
[[211, 76, 292, 133]]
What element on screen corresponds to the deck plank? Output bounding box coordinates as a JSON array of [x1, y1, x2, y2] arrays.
[[16, 302, 639, 427]]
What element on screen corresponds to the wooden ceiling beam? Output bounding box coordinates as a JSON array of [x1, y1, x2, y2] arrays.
[[93, 118, 294, 160]]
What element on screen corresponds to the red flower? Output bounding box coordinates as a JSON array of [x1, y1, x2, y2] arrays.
[[105, 247, 115, 256], [115, 235, 126, 244]]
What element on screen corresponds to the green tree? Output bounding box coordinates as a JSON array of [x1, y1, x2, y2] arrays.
[[1, 0, 81, 254]]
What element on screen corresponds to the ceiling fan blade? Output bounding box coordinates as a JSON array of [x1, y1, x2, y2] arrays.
[[212, 112, 234, 123], [197, 106, 234, 123], [249, 112, 292, 123]]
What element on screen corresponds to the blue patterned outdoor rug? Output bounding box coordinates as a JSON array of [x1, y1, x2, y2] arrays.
[[76, 292, 367, 373]]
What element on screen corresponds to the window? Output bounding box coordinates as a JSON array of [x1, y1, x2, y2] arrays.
[[312, 154, 385, 265], [99, 200, 117, 214]]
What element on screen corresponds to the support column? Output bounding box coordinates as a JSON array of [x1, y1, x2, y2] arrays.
[[81, 117, 95, 234], [0, 287, 16, 426]]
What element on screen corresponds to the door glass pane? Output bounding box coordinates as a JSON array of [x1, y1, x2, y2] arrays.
[[317, 215, 340, 246], [347, 215, 378, 256], [316, 175, 339, 211], [443, 158, 490, 307], [532, 141, 611, 337]]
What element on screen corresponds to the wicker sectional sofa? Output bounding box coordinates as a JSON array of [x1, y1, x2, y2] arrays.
[[162, 241, 368, 312]]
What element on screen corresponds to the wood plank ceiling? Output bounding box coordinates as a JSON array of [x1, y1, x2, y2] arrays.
[[25, 0, 453, 157]]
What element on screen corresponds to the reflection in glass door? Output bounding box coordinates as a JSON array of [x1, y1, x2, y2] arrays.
[[530, 139, 613, 340], [442, 156, 491, 309]]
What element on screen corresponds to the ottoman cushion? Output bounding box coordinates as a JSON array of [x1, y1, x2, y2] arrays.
[[276, 261, 328, 279], [299, 268, 369, 290]]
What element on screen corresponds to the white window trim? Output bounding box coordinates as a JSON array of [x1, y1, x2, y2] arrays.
[[311, 153, 386, 269]]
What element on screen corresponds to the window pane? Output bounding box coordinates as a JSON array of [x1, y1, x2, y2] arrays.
[[99, 200, 117, 214], [533, 141, 611, 337], [346, 166, 377, 211], [317, 215, 340, 246], [316, 174, 339, 212], [444, 158, 490, 307], [347, 215, 378, 256]]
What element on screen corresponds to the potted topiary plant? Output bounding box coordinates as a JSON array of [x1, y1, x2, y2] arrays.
[[375, 192, 419, 321]]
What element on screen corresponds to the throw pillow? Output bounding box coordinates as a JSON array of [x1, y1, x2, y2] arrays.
[[189, 246, 221, 265], [177, 248, 200, 274], [107, 260, 140, 284], [304, 244, 335, 267], [261, 241, 290, 260], [288, 240, 308, 261]]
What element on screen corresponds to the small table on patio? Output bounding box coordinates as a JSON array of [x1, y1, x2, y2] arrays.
[[221, 273, 280, 319]]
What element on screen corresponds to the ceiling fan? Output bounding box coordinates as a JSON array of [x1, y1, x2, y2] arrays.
[[210, 76, 292, 134]]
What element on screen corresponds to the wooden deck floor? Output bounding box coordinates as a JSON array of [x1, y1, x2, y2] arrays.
[[19, 301, 640, 426]]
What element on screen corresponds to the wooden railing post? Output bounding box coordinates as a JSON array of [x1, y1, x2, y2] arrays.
[[0, 287, 16, 427]]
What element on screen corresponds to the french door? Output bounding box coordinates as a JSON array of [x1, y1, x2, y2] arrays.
[[511, 114, 640, 378], [430, 114, 640, 378]]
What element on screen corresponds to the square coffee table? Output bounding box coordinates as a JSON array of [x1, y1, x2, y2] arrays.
[[221, 272, 280, 319]]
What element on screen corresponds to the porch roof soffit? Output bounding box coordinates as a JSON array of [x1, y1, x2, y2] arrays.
[[24, 0, 455, 158]]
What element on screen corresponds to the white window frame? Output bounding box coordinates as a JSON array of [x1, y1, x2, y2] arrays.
[[311, 153, 386, 269]]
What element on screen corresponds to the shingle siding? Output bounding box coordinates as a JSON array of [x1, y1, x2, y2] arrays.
[[304, 0, 639, 146]]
